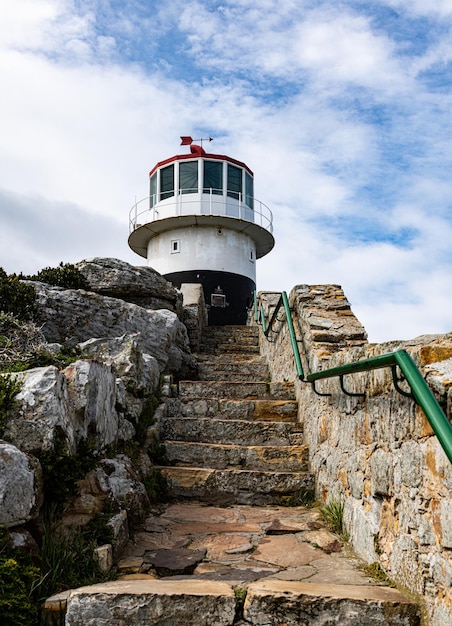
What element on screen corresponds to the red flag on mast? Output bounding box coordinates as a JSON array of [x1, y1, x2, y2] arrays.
[[180, 136, 193, 146]]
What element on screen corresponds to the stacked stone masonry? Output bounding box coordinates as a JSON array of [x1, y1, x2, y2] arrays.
[[254, 284, 452, 626]]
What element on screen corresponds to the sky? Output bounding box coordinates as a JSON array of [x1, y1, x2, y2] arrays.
[[1, 0, 452, 343]]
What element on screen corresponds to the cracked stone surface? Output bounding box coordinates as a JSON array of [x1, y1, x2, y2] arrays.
[[119, 501, 378, 586]]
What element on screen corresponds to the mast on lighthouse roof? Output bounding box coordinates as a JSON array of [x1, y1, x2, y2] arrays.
[[128, 137, 274, 325]]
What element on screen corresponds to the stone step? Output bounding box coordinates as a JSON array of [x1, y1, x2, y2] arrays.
[[159, 466, 315, 505], [166, 398, 299, 422], [196, 353, 267, 364], [61, 579, 418, 626], [196, 365, 269, 383], [202, 325, 259, 339], [200, 342, 261, 355], [159, 417, 303, 446], [200, 333, 259, 346], [179, 380, 295, 400], [243, 580, 420, 625], [63, 579, 237, 625], [200, 327, 260, 353], [164, 441, 310, 471]]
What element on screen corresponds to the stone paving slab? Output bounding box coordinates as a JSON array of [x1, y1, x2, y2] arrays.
[[57, 502, 420, 624], [64, 579, 236, 626], [121, 502, 377, 587], [243, 580, 421, 626]]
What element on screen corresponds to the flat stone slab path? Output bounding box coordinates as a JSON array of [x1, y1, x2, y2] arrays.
[[118, 501, 379, 587]]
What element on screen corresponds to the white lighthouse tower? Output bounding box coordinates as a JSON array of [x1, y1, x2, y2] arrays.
[[128, 137, 274, 325]]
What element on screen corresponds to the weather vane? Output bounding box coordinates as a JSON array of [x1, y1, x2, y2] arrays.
[[180, 136, 214, 148]]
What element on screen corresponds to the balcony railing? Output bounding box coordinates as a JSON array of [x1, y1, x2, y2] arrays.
[[129, 189, 273, 235]]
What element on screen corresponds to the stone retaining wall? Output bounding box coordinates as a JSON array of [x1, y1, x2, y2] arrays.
[[254, 285, 452, 626]]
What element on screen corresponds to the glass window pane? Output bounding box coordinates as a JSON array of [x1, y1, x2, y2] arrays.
[[179, 161, 198, 194], [227, 164, 242, 200], [245, 172, 254, 209], [203, 161, 223, 195], [150, 173, 157, 208], [160, 165, 174, 200]]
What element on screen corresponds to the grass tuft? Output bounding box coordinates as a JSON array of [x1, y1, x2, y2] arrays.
[[320, 497, 348, 538]]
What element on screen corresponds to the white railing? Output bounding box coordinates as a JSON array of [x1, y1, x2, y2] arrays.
[[129, 189, 273, 235]]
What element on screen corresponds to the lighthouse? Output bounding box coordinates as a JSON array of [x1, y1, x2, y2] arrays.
[[128, 138, 274, 325]]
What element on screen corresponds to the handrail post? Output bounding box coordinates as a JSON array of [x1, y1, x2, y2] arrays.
[[281, 291, 304, 380], [260, 305, 267, 334]]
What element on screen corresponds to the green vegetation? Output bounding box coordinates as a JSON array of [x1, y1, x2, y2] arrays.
[[146, 430, 169, 465], [39, 437, 99, 516], [134, 393, 161, 447], [0, 262, 88, 373], [26, 262, 90, 291], [0, 268, 37, 321], [0, 514, 115, 626], [359, 561, 396, 587], [143, 467, 170, 504], [233, 585, 248, 621], [320, 497, 348, 538], [0, 374, 21, 437], [0, 527, 40, 626], [280, 486, 316, 508], [1, 343, 82, 374], [35, 518, 112, 606]]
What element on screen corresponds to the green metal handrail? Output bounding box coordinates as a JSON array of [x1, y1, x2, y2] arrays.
[[254, 291, 452, 465], [308, 350, 452, 465], [255, 291, 304, 380]]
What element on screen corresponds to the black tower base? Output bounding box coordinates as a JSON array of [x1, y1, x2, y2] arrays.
[[164, 270, 255, 326]]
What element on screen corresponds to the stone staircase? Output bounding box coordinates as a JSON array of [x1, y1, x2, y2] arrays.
[[159, 325, 314, 506], [54, 325, 421, 625]]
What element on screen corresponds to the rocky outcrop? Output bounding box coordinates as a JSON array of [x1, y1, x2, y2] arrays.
[[63, 360, 120, 449], [0, 258, 198, 535], [76, 258, 182, 314], [79, 334, 160, 396], [4, 366, 77, 454], [0, 441, 43, 527], [32, 281, 195, 376]]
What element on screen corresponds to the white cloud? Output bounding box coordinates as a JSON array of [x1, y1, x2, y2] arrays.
[[1, 0, 452, 344], [0, 0, 58, 49], [293, 13, 402, 89], [380, 0, 452, 18]]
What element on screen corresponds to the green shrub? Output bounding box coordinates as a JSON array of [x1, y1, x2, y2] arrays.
[[27, 262, 90, 291], [0, 374, 21, 436], [133, 394, 161, 446], [0, 527, 40, 626], [280, 486, 316, 507], [143, 468, 170, 503], [0, 268, 37, 321], [81, 511, 115, 548], [35, 520, 111, 605], [6, 344, 82, 374], [39, 437, 99, 516], [0, 312, 48, 373]]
